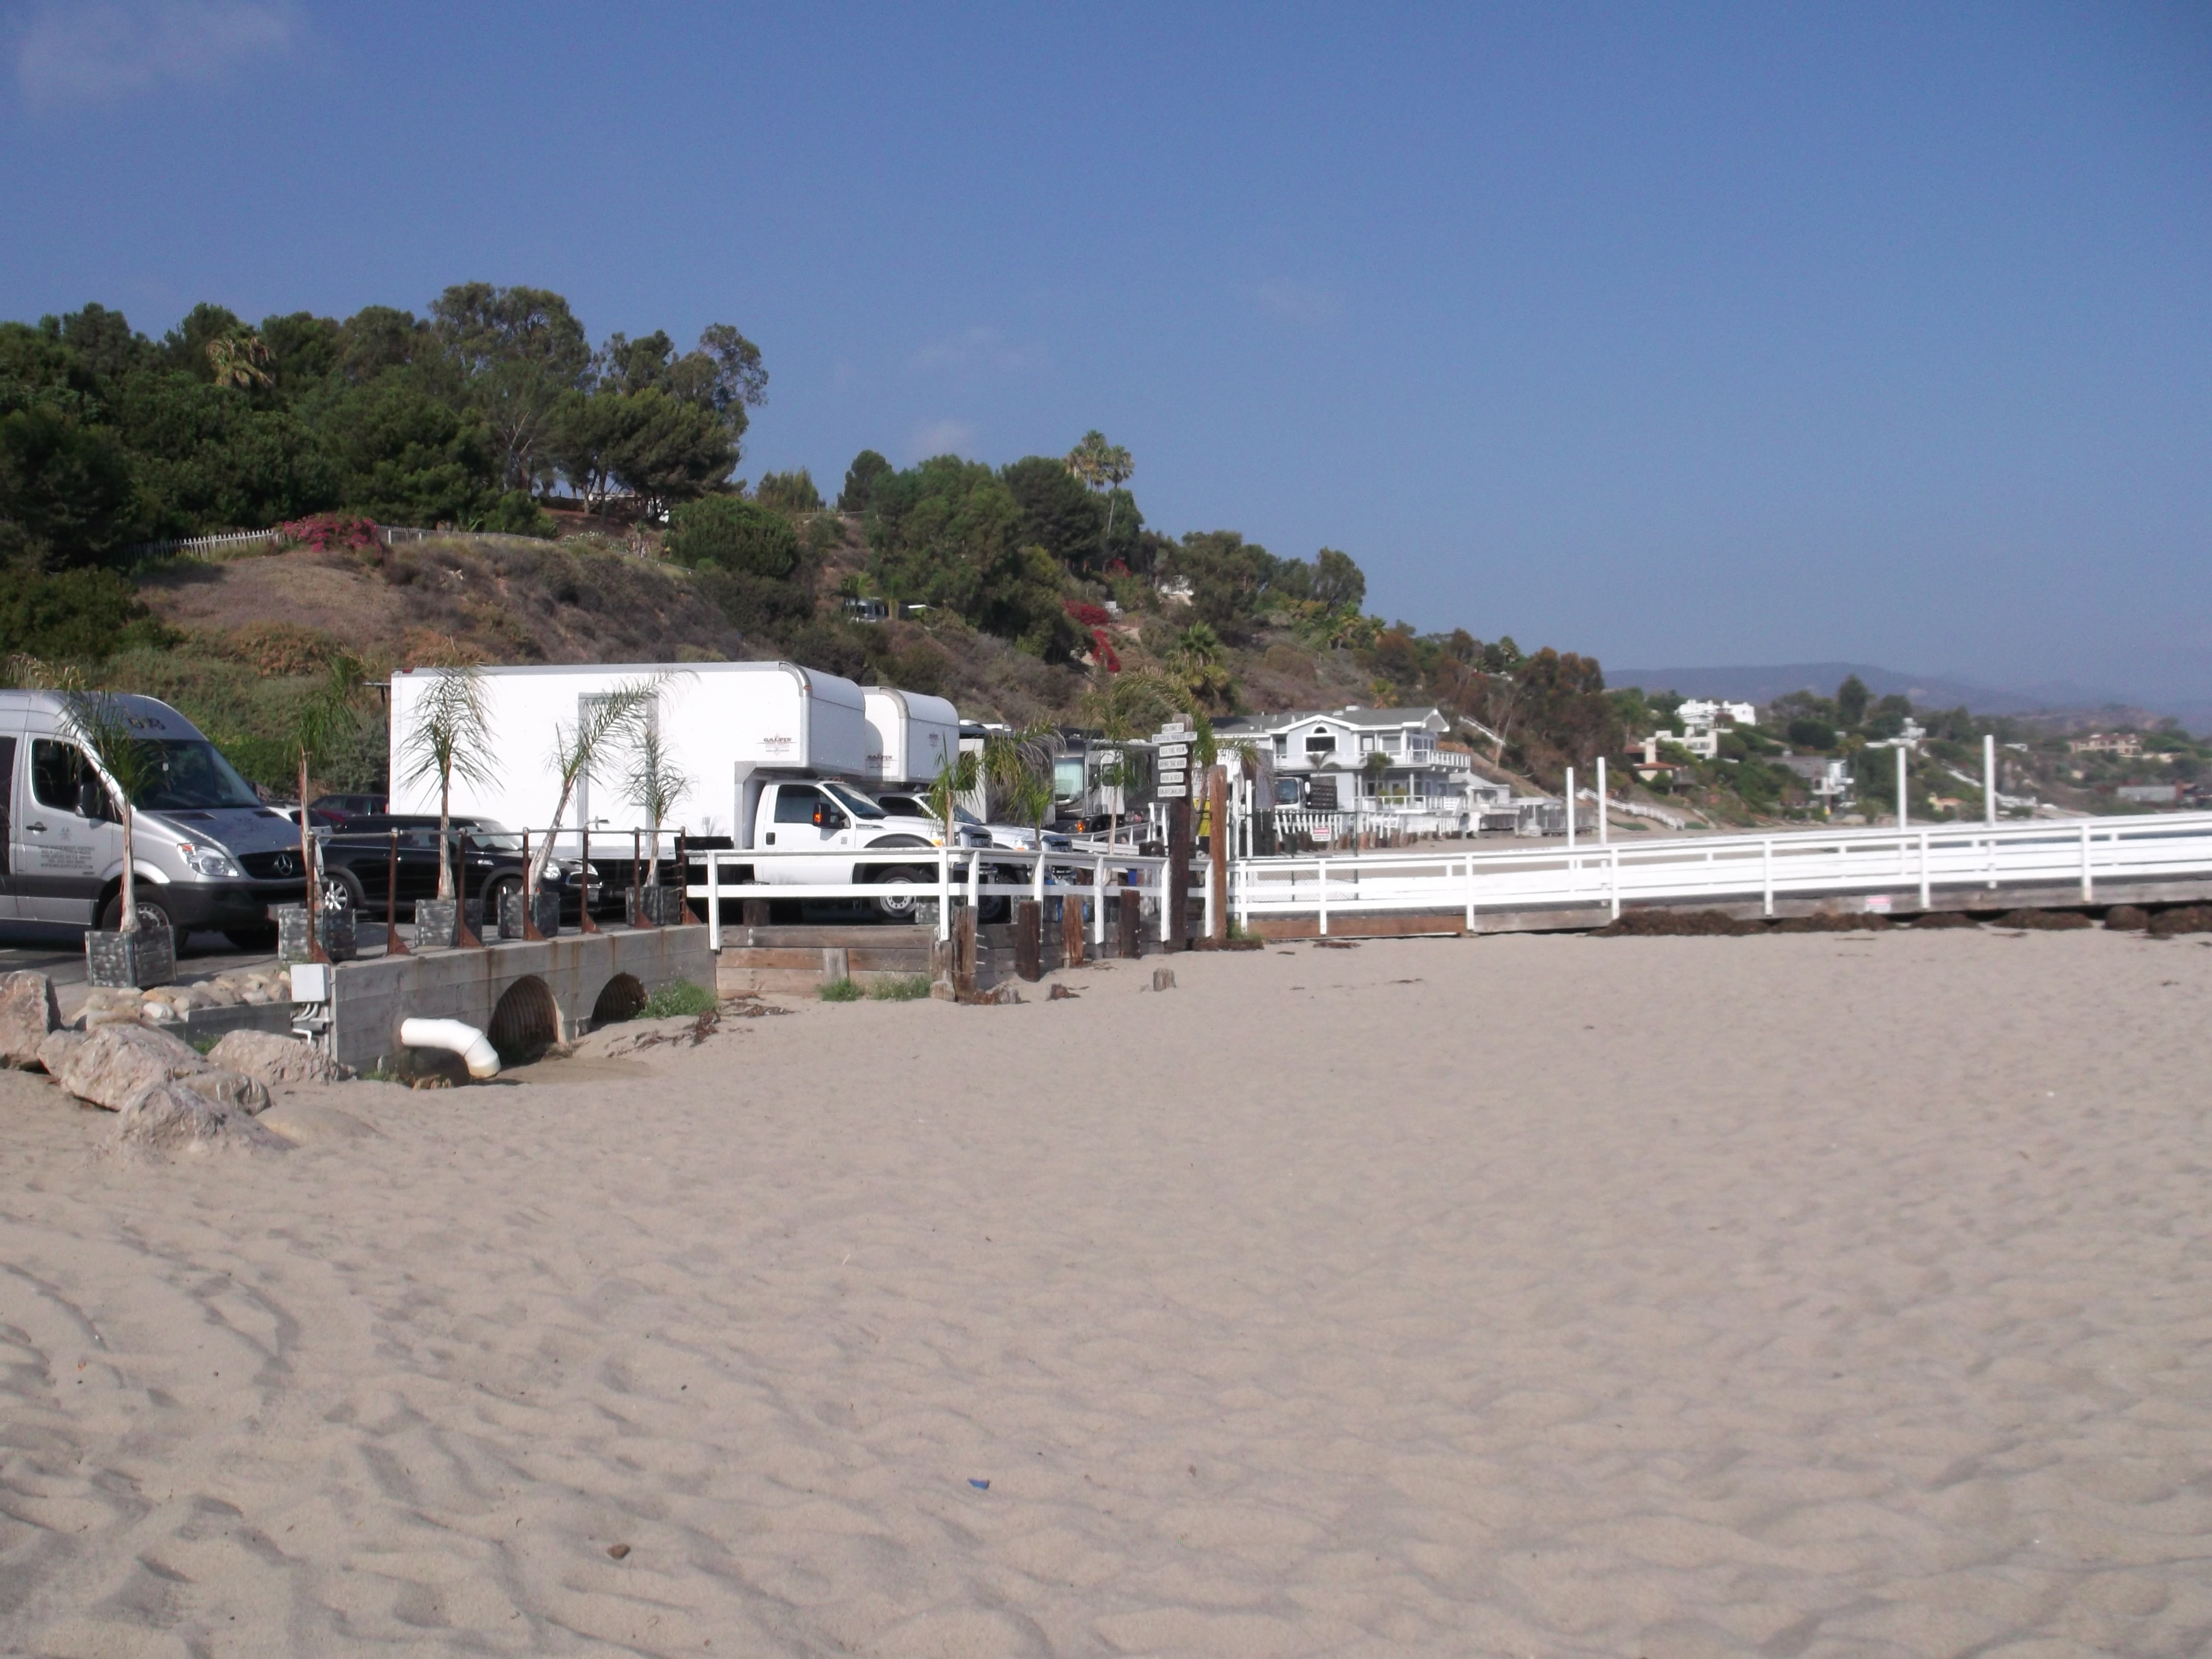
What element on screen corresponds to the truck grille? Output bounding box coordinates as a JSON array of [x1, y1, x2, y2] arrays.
[[240, 849, 307, 880]]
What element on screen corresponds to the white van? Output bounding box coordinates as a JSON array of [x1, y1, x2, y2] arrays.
[[0, 690, 310, 945]]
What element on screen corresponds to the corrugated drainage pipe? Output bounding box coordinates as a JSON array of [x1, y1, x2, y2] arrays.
[[399, 1017, 501, 1079]]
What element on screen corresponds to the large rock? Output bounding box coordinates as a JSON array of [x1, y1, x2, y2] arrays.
[[206, 1029, 351, 1087], [107, 1083, 287, 1159], [55, 1023, 268, 1116], [37, 1029, 87, 1079], [0, 971, 61, 1068]]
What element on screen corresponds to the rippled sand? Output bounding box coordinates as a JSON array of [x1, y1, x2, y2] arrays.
[[5, 929, 2209, 1656]]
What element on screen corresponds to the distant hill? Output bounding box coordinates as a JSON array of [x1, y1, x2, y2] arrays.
[[1609, 662, 2128, 719]]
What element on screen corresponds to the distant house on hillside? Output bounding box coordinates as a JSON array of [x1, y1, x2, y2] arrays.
[[1663, 698, 1758, 760], [2069, 732, 2142, 758], [1212, 705, 1509, 833]]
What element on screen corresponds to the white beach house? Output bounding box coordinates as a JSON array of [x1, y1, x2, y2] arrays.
[[1212, 705, 1512, 837]]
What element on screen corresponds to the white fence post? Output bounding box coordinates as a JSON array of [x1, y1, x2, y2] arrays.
[[1318, 856, 1330, 937], [1463, 854, 1475, 933], [1092, 854, 1105, 946], [1896, 747, 1908, 830], [937, 846, 952, 943], [1608, 844, 1620, 919], [1762, 837, 1774, 917], [707, 853, 722, 950], [1983, 734, 1997, 829], [1597, 758, 1608, 847], [1918, 829, 1931, 910], [2080, 822, 2093, 902], [1565, 767, 1576, 853]]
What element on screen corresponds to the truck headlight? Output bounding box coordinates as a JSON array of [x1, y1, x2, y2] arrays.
[[176, 843, 241, 879]]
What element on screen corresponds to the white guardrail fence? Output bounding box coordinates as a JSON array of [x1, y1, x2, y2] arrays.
[[621, 814, 2212, 947], [687, 844, 1173, 949], [1228, 812, 2212, 934]]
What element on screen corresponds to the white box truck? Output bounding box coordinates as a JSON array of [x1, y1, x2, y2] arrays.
[[388, 661, 975, 919], [861, 687, 958, 786]]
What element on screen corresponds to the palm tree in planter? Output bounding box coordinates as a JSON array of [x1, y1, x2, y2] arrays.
[[622, 719, 691, 924], [398, 662, 496, 946], [523, 677, 661, 935], [53, 679, 168, 987], [285, 654, 367, 962]]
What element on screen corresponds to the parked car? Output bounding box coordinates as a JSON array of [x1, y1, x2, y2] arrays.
[[310, 792, 387, 825], [873, 792, 1074, 855], [315, 816, 598, 923], [0, 688, 314, 946]]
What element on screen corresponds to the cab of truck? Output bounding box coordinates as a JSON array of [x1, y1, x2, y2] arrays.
[[740, 777, 988, 919]]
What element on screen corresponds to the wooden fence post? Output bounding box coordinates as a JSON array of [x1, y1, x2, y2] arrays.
[[1207, 766, 1229, 946], [1061, 894, 1086, 968], [1166, 798, 1192, 953], [1117, 877, 1142, 959], [1014, 899, 1043, 981], [955, 904, 979, 1001]]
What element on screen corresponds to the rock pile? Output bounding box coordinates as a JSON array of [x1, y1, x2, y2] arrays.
[[82, 967, 294, 1029], [207, 1028, 352, 1085], [2, 970, 62, 1067]]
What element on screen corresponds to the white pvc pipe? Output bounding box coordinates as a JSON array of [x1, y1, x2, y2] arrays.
[[400, 1017, 501, 1079]]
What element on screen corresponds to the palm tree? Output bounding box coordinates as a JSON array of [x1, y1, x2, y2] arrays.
[[529, 676, 663, 902], [1078, 668, 1182, 847], [290, 654, 368, 955], [399, 662, 496, 900], [623, 719, 690, 889], [54, 680, 157, 936], [1064, 429, 1134, 565]]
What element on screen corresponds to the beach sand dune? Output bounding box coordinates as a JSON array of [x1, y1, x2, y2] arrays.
[[4, 930, 2209, 1655]]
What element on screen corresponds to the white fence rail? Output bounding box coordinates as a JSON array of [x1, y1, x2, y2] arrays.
[[1230, 813, 2212, 934], [688, 844, 1173, 949]]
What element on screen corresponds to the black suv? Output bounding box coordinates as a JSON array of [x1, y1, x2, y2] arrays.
[[311, 816, 600, 922]]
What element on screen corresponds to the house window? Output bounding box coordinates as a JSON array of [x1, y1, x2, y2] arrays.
[[1359, 734, 1377, 754], [1305, 731, 1335, 757], [1272, 735, 1287, 759]]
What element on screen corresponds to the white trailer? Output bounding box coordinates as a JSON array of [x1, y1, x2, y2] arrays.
[[387, 660, 870, 842], [860, 688, 958, 785]]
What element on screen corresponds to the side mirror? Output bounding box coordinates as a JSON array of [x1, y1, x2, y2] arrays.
[[812, 804, 844, 828], [76, 779, 108, 821]]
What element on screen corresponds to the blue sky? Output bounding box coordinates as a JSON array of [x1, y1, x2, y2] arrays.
[[4, 2, 2208, 706]]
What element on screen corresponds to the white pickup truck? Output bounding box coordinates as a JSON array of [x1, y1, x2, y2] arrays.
[[731, 776, 988, 919]]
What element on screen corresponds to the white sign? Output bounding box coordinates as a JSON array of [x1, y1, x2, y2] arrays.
[[1156, 784, 1189, 799], [1157, 742, 1190, 759], [1158, 769, 1188, 786]]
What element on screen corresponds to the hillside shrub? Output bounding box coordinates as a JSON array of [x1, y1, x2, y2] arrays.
[[666, 494, 799, 579], [0, 567, 176, 661]]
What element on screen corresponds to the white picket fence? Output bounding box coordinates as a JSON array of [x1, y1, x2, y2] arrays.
[[1228, 813, 2212, 933]]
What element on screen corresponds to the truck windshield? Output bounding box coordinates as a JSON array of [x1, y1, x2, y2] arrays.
[[823, 783, 887, 819], [132, 741, 263, 810]]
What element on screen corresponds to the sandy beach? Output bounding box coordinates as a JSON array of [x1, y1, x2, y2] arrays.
[[4, 927, 2209, 1656]]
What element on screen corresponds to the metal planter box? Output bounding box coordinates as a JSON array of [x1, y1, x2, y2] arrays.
[[625, 885, 687, 926], [276, 903, 356, 964], [86, 923, 175, 988], [498, 889, 562, 939], [412, 897, 484, 949]]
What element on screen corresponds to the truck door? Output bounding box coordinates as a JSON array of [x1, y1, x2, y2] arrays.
[[19, 737, 121, 924], [762, 784, 845, 886]]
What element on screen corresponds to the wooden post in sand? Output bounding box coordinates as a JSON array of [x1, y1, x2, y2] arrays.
[[1166, 798, 1192, 953], [1116, 872, 1142, 959], [1207, 765, 1229, 946], [955, 903, 979, 1001], [1014, 899, 1043, 981], [1061, 894, 1086, 968]]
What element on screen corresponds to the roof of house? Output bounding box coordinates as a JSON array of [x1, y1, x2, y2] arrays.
[[1214, 706, 1450, 736]]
